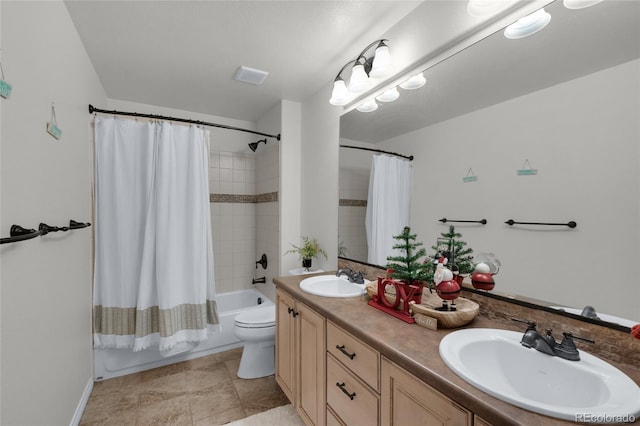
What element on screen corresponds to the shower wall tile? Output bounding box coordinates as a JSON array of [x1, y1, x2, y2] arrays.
[[338, 168, 369, 262], [338, 205, 367, 262], [256, 143, 279, 195], [209, 150, 279, 292], [209, 147, 279, 296]]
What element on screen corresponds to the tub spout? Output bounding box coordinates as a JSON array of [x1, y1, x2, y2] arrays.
[[252, 277, 266, 284]]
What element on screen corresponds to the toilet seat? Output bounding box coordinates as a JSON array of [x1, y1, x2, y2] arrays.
[[234, 306, 275, 328]]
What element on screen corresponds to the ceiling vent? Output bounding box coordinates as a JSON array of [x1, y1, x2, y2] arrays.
[[234, 66, 269, 85]]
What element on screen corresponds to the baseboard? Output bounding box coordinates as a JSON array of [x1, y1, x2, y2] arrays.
[[70, 377, 94, 426]]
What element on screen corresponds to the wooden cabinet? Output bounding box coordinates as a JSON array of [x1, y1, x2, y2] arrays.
[[276, 286, 500, 426], [276, 290, 296, 402], [326, 321, 381, 425], [275, 289, 325, 426], [381, 357, 472, 426]]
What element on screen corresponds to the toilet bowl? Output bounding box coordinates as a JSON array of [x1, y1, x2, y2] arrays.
[[233, 305, 276, 379]]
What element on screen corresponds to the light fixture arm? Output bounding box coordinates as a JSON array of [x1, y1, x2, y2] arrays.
[[333, 39, 389, 81], [333, 59, 358, 81], [355, 39, 388, 63]]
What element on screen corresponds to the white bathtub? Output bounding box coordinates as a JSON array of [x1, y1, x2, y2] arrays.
[[93, 288, 273, 381]]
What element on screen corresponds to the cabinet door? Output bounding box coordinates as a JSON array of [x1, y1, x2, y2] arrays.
[[275, 289, 296, 404], [297, 301, 326, 426], [381, 358, 472, 426]]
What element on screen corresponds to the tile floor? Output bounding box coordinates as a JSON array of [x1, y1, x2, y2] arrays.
[[79, 348, 290, 425]]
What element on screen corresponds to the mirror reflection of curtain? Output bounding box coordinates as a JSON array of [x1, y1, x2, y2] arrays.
[[365, 155, 411, 265]]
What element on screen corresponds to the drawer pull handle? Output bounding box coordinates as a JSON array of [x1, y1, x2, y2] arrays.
[[336, 382, 356, 400], [336, 344, 356, 360], [287, 307, 299, 317], [287, 307, 293, 315]]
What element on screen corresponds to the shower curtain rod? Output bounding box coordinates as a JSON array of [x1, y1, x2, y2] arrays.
[[88, 105, 281, 141], [339, 144, 413, 161]]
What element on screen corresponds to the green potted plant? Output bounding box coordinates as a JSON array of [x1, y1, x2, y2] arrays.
[[285, 236, 328, 270]]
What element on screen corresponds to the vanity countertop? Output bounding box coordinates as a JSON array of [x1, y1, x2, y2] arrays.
[[274, 273, 640, 426]]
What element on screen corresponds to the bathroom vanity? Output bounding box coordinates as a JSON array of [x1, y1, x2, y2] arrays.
[[273, 273, 640, 426]]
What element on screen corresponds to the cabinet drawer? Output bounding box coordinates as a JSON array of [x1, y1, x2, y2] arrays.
[[327, 321, 380, 391], [327, 354, 379, 426]]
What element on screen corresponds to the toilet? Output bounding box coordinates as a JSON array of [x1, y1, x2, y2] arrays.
[[233, 305, 276, 379]]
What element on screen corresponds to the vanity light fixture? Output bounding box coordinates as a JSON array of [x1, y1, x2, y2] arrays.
[[399, 72, 426, 90], [356, 98, 379, 113], [329, 39, 393, 106], [504, 7, 551, 39], [563, 0, 603, 9]]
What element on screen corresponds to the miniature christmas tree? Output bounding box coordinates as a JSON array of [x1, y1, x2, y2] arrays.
[[430, 225, 474, 275], [386, 227, 430, 285]]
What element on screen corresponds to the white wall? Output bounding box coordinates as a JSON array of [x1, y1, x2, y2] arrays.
[[382, 59, 640, 322], [300, 86, 341, 272], [278, 100, 303, 280], [1, 1, 107, 424]]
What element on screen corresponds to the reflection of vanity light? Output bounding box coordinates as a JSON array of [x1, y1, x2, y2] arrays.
[[563, 0, 603, 9], [504, 8, 551, 39], [399, 72, 426, 90], [375, 87, 400, 103], [356, 99, 378, 112], [466, 0, 517, 17]]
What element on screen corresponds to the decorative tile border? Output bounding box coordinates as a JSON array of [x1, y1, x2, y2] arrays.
[[339, 199, 367, 207], [256, 192, 278, 203], [210, 192, 278, 204]]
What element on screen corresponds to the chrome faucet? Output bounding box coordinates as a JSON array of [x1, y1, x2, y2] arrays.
[[512, 318, 594, 361], [336, 268, 365, 284]]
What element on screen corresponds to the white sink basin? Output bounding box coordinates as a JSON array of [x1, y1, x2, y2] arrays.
[[299, 275, 365, 298], [439, 328, 640, 423]]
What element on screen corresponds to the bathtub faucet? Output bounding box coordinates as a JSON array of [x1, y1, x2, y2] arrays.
[[252, 277, 266, 284], [336, 268, 365, 284]]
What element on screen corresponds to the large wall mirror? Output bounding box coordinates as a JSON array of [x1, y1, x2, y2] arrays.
[[339, 0, 640, 329]]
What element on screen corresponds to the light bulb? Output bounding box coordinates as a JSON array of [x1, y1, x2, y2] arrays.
[[329, 79, 349, 106], [376, 87, 399, 103], [356, 99, 378, 113], [504, 8, 551, 39], [348, 62, 370, 93], [399, 72, 426, 90], [369, 42, 392, 78]]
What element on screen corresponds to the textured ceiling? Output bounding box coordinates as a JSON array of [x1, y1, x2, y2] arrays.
[[65, 1, 422, 121]]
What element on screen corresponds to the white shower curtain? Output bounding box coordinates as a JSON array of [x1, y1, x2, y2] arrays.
[[365, 154, 412, 266], [93, 117, 217, 352]]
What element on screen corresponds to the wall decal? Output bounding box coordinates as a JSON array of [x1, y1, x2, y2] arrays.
[[46, 102, 62, 140]]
